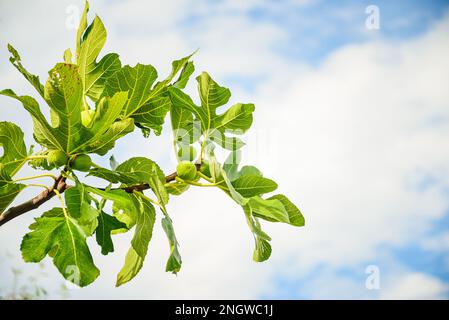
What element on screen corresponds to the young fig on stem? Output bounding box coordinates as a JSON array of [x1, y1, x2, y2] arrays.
[[177, 161, 197, 180], [71, 154, 92, 172]]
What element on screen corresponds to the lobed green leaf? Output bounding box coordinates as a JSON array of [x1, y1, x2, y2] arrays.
[[21, 208, 100, 287]]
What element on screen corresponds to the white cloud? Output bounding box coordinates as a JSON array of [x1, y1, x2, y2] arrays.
[[187, 15, 287, 79], [421, 232, 449, 252], [248, 14, 449, 272], [381, 273, 449, 299]]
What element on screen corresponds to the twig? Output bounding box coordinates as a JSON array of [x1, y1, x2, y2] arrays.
[[0, 175, 68, 227], [0, 163, 202, 227]]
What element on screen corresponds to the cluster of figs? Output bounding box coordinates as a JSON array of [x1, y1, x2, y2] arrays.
[[31, 150, 92, 172], [30, 143, 207, 179]]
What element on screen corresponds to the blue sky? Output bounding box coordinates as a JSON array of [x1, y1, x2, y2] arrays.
[[1, 0, 449, 299], [178, 0, 449, 89], [180, 0, 449, 64]]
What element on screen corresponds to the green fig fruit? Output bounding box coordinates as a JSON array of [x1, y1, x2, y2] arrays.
[[176, 161, 197, 180], [47, 150, 68, 167], [71, 154, 92, 172]]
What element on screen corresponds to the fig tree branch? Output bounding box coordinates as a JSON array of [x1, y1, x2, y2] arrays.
[[0, 175, 68, 227], [0, 164, 201, 227]]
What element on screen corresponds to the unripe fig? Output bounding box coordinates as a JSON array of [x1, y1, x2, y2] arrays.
[[81, 109, 95, 127], [177, 146, 197, 161], [176, 161, 197, 180], [47, 150, 67, 167], [71, 154, 92, 172]]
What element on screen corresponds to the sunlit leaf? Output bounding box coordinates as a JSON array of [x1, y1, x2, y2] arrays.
[[165, 181, 189, 196], [116, 157, 168, 204], [0, 121, 28, 176], [77, 11, 121, 101], [168, 72, 254, 151], [44, 63, 83, 153], [87, 187, 137, 229], [7, 44, 45, 98], [116, 195, 155, 286], [0, 89, 62, 150], [104, 64, 158, 117], [161, 216, 182, 274], [75, 1, 89, 60], [174, 61, 194, 89], [231, 175, 278, 198], [74, 91, 129, 155], [247, 196, 289, 224], [84, 118, 134, 156], [21, 208, 100, 287], [243, 205, 271, 262], [266, 194, 305, 227], [65, 182, 100, 235]]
